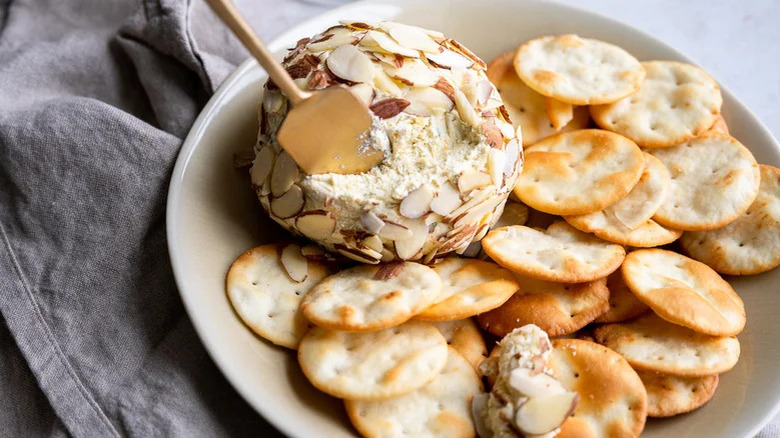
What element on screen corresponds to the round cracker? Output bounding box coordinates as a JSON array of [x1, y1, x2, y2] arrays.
[[638, 371, 719, 417], [476, 275, 609, 338], [226, 244, 328, 349], [594, 271, 649, 324], [514, 34, 645, 105], [487, 50, 589, 146], [622, 249, 745, 336], [492, 200, 529, 229], [345, 347, 482, 438], [514, 129, 645, 216], [681, 164, 780, 275], [430, 319, 487, 370], [649, 133, 760, 231], [566, 215, 682, 248], [705, 114, 729, 136], [565, 152, 670, 231], [591, 61, 722, 147], [415, 258, 519, 321], [593, 313, 740, 377], [550, 339, 647, 438], [301, 262, 441, 331], [298, 321, 448, 401], [482, 221, 626, 283]]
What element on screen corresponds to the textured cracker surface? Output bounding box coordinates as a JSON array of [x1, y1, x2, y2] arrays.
[[430, 320, 487, 370], [595, 271, 649, 324], [638, 371, 718, 418], [514, 34, 645, 105]]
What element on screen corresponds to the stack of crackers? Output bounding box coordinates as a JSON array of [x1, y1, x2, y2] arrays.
[[226, 32, 779, 438]]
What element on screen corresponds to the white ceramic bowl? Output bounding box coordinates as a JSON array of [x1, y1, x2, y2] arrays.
[[167, 1, 780, 436]]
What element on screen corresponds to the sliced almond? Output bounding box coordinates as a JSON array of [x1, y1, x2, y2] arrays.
[[515, 392, 578, 435], [259, 179, 271, 196], [380, 247, 395, 262], [270, 184, 304, 219], [461, 241, 482, 258], [458, 170, 491, 194], [473, 223, 490, 241], [400, 184, 434, 218], [509, 368, 566, 398], [307, 70, 335, 90], [497, 119, 515, 140], [250, 146, 275, 187], [301, 244, 325, 258], [475, 80, 493, 106], [403, 88, 453, 116], [383, 58, 440, 87], [378, 21, 440, 53], [453, 87, 482, 128], [270, 151, 299, 197], [307, 27, 357, 52], [394, 218, 428, 260], [364, 30, 420, 58], [280, 243, 308, 283], [370, 98, 410, 119], [360, 211, 386, 234], [448, 188, 494, 219], [471, 393, 492, 438], [481, 97, 504, 111], [443, 39, 486, 70], [430, 182, 463, 215], [338, 20, 375, 30], [482, 121, 503, 149], [487, 148, 505, 186], [426, 48, 473, 70], [335, 244, 380, 264], [453, 194, 502, 229], [378, 220, 413, 240], [373, 69, 403, 96], [349, 83, 374, 106], [326, 44, 375, 84], [374, 260, 406, 280], [262, 90, 284, 113], [432, 78, 456, 101], [360, 234, 383, 253], [504, 138, 520, 176], [296, 210, 337, 240]]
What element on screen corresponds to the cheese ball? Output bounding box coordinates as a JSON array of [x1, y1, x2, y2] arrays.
[[250, 21, 522, 263]]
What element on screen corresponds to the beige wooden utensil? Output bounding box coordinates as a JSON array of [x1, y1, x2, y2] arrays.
[[207, 0, 383, 175]]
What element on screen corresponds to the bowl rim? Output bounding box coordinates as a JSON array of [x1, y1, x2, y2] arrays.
[[167, 1, 780, 436]]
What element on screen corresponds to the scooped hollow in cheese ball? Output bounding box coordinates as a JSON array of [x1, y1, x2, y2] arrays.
[[250, 21, 522, 262]]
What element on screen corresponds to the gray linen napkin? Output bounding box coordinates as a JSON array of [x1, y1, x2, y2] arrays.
[[0, 0, 341, 436]]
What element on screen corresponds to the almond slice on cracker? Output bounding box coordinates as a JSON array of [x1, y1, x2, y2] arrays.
[[622, 248, 746, 336], [593, 313, 740, 377], [594, 271, 649, 324], [487, 50, 589, 146], [301, 261, 441, 331], [482, 221, 626, 283], [476, 275, 609, 338], [226, 244, 329, 349], [430, 319, 487, 370], [591, 60, 722, 147], [550, 339, 648, 438], [415, 258, 519, 322], [298, 321, 448, 401], [345, 347, 482, 438], [514, 34, 645, 105], [681, 164, 780, 275], [638, 371, 719, 418], [514, 129, 645, 216], [649, 133, 760, 231]]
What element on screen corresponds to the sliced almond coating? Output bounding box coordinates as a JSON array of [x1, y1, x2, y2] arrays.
[[250, 146, 274, 187], [504, 138, 520, 176], [364, 30, 420, 58], [394, 218, 428, 260], [307, 26, 357, 52], [458, 170, 491, 194], [481, 121, 503, 149], [475, 80, 493, 106], [452, 195, 504, 229], [430, 182, 463, 216], [379, 220, 414, 240], [443, 39, 486, 70], [336, 244, 381, 264], [349, 83, 374, 106], [400, 184, 434, 218], [270, 184, 304, 219], [270, 151, 298, 197], [449, 188, 494, 219], [453, 87, 482, 127], [516, 391, 579, 435], [326, 44, 375, 84], [426, 48, 473, 69], [296, 211, 337, 240], [496, 119, 516, 140], [338, 20, 375, 30], [360, 211, 386, 234], [509, 367, 566, 398], [432, 77, 456, 101], [545, 98, 574, 131], [361, 234, 383, 253], [488, 148, 505, 186], [403, 88, 453, 116], [383, 58, 440, 87], [378, 21, 440, 53], [280, 243, 308, 283], [262, 90, 284, 113], [370, 98, 410, 119], [373, 69, 403, 96], [301, 244, 325, 258]]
